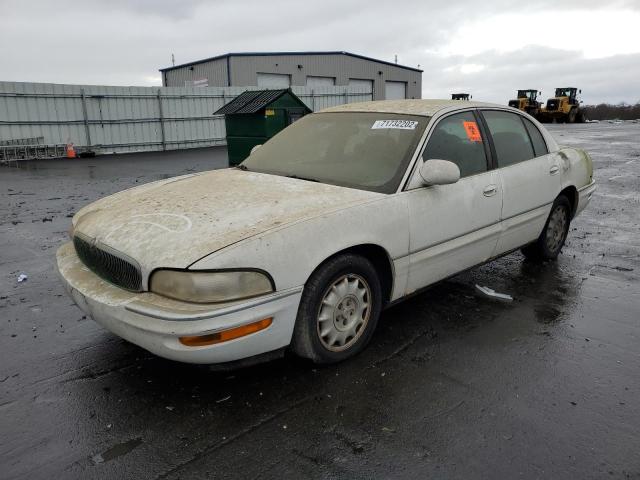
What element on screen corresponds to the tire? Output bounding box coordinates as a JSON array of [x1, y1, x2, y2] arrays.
[[568, 108, 577, 123], [521, 195, 572, 261], [290, 254, 382, 364]]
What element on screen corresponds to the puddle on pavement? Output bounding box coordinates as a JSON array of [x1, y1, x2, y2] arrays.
[[91, 437, 142, 465], [534, 304, 562, 323]]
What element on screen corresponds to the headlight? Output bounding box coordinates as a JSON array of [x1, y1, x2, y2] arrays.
[[149, 269, 274, 303]]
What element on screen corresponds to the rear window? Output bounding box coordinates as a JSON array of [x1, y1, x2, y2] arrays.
[[522, 117, 549, 157], [482, 110, 535, 168]]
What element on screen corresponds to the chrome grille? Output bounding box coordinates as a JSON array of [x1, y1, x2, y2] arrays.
[[73, 235, 142, 292]]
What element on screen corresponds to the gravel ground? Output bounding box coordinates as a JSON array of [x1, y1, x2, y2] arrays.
[[1, 124, 639, 479]]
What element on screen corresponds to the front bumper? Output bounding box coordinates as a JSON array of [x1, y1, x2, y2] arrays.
[[56, 242, 302, 364]]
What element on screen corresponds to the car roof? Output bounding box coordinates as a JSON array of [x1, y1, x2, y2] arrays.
[[320, 98, 560, 153], [321, 99, 506, 117]]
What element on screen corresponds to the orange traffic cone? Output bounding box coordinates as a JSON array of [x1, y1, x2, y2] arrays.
[[66, 142, 76, 159]]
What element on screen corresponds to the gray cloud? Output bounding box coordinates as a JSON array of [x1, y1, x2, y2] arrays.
[[1, 0, 638, 104]]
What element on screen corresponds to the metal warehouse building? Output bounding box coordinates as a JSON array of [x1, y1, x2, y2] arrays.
[[160, 51, 422, 101]]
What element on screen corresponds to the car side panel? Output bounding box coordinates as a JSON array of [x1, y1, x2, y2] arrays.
[[494, 145, 593, 255], [190, 195, 411, 302], [494, 152, 562, 255], [560, 148, 592, 190], [557, 147, 594, 214], [404, 171, 503, 293]]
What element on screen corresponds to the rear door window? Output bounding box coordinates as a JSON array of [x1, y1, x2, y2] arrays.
[[522, 117, 549, 157], [422, 111, 488, 177], [482, 110, 535, 167]]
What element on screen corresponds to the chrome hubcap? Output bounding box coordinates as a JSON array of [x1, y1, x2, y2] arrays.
[[317, 274, 371, 352], [546, 205, 568, 252]]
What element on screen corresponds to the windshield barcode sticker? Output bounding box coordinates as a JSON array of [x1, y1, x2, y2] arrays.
[[371, 120, 418, 130]]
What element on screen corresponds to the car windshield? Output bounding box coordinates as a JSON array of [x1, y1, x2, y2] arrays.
[[241, 112, 429, 193]]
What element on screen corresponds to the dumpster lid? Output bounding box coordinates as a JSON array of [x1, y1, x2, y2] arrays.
[[215, 89, 309, 115]]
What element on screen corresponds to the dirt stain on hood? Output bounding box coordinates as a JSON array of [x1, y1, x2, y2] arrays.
[[73, 168, 380, 271]]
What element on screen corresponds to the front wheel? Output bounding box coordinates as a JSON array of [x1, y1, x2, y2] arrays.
[[521, 195, 571, 261], [290, 254, 382, 364]]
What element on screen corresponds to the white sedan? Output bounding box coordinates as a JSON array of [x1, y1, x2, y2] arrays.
[[57, 100, 596, 365]]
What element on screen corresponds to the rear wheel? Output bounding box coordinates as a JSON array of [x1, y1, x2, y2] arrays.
[[521, 195, 571, 261], [290, 254, 382, 364]]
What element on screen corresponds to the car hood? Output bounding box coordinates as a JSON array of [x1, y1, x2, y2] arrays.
[[73, 168, 381, 270]]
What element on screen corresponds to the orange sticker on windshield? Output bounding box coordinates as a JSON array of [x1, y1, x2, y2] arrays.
[[463, 121, 482, 142]]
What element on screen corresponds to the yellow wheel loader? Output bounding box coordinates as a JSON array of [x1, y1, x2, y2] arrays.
[[508, 89, 542, 116], [536, 87, 586, 123]]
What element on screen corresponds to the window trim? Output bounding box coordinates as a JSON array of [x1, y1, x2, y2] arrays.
[[474, 109, 497, 170]]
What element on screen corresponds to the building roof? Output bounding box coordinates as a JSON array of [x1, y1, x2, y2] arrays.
[[321, 99, 505, 117], [160, 51, 423, 73], [214, 89, 311, 115]]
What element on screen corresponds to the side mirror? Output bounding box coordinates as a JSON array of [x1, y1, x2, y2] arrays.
[[250, 144, 262, 155], [419, 159, 460, 186]]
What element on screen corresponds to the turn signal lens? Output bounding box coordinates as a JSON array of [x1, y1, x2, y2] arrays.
[[179, 318, 273, 347]]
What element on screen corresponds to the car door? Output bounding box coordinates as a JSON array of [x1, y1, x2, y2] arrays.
[[479, 110, 562, 254], [404, 110, 503, 294]]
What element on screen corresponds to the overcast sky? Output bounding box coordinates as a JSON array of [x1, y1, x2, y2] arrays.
[[2, 0, 639, 105]]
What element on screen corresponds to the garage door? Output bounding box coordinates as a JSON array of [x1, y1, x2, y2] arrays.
[[306, 76, 335, 87], [257, 73, 291, 88], [385, 81, 406, 100], [348, 78, 373, 93]]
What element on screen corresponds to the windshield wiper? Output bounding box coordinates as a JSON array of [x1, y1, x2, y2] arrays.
[[235, 164, 249, 171], [286, 174, 319, 183]]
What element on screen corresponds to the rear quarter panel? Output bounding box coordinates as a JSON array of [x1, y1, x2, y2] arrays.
[[558, 147, 594, 191]]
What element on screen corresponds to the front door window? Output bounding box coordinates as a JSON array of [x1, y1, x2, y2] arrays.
[[422, 111, 488, 177]]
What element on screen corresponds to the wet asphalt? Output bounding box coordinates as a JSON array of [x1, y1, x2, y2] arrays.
[[1, 124, 639, 479]]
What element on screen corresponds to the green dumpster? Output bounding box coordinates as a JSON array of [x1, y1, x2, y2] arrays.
[[215, 89, 312, 166]]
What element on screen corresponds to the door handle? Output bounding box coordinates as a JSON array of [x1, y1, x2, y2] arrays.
[[483, 185, 497, 197], [549, 165, 560, 175]]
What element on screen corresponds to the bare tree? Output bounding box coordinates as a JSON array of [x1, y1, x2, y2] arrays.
[[583, 103, 640, 120]]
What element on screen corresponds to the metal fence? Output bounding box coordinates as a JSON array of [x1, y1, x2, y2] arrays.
[[0, 82, 373, 157]]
